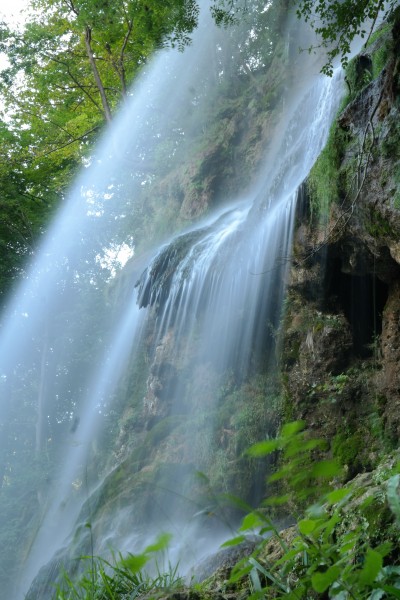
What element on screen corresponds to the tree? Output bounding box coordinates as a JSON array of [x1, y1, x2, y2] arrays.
[[0, 0, 201, 296], [210, 0, 400, 76], [296, 0, 399, 76], [1, 0, 200, 123]]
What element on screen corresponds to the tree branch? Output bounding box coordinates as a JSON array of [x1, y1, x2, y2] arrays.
[[35, 124, 101, 159], [47, 54, 104, 113]]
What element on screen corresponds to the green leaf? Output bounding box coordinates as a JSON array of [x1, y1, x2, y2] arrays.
[[322, 513, 341, 541], [340, 542, 356, 554], [259, 525, 275, 535], [381, 585, 400, 598], [239, 512, 265, 532], [248, 590, 267, 599], [380, 565, 400, 577], [298, 518, 317, 535], [221, 493, 253, 512], [326, 488, 351, 505], [307, 502, 327, 519], [228, 563, 253, 583], [359, 548, 383, 585], [373, 542, 393, 558], [118, 553, 148, 574], [387, 474, 400, 522], [282, 586, 307, 599], [311, 566, 341, 593], [144, 532, 172, 554], [359, 495, 375, 510], [246, 438, 280, 456], [280, 421, 305, 438], [275, 545, 305, 566], [299, 438, 326, 452], [268, 464, 291, 482], [220, 535, 246, 548], [249, 567, 262, 591], [248, 557, 289, 592], [263, 494, 291, 506]]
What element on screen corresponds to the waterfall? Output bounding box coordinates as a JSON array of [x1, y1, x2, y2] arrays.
[[0, 4, 346, 599]]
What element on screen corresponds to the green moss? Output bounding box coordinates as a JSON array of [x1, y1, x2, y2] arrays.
[[345, 56, 372, 99], [362, 499, 400, 555], [366, 23, 391, 49], [372, 43, 391, 78], [307, 18, 395, 223], [367, 22, 392, 78], [332, 431, 365, 469], [280, 381, 294, 421], [365, 208, 394, 238], [283, 337, 300, 365], [382, 119, 400, 159], [307, 124, 349, 220]]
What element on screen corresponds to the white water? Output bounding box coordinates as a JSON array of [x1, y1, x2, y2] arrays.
[[0, 3, 347, 599], [19, 301, 145, 597]]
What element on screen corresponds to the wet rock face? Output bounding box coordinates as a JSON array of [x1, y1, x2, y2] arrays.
[[135, 229, 205, 309], [331, 18, 400, 274], [143, 330, 177, 425], [191, 537, 261, 584], [281, 15, 400, 463], [284, 298, 353, 415], [380, 280, 400, 439], [337, 59, 400, 267]]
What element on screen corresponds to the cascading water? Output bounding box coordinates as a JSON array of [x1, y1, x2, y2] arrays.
[[0, 3, 348, 599]]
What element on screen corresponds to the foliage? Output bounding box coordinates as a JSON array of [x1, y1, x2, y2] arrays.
[[332, 430, 366, 472], [0, 0, 200, 297], [0, 3, 294, 595], [302, 7, 396, 221], [208, 0, 398, 77], [0, 0, 290, 295], [3, 1, 399, 598], [247, 421, 340, 506], [307, 121, 348, 220], [367, 24, 392, 78], [225, 422, 400, 599], [296, 0, 399, 77], [54, 534, 183, 599], [41, 424, 400, 599]]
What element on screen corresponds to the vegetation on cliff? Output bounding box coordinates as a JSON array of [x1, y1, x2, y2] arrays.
[[51, 424, 400, 599], [1, 0, 400, 598], [42, 5, 400, 598]]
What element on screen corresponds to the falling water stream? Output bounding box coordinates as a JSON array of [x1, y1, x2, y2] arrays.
[[0, 3, 350, 599]]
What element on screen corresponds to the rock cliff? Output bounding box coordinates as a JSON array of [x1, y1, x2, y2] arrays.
[[282, 12, 400, 476]]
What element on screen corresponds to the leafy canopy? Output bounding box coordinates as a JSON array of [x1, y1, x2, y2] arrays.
[[296, 0, 399, 76]]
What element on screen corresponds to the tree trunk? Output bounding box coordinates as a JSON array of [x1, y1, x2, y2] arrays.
[[84, 25, 113, 123]]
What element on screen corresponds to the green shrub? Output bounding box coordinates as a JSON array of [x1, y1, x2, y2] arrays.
[[54, 534, 182, 599], [225, 423, 400, 599]]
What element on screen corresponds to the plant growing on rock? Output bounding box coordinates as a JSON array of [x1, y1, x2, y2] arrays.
[[224, 422, 400, 599], [53, 533, 184, 599]]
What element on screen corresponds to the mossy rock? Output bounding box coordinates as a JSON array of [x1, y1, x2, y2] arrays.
[[365, 207, 395, 239]]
